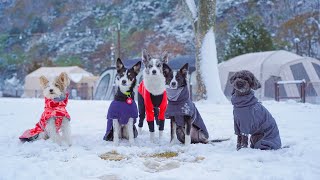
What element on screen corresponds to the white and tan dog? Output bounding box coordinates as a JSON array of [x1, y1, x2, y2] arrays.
[[19, 72, 72, 146]]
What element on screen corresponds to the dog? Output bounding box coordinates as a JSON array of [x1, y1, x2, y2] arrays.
[[103, 58, 141, 146], [19, 72, 72, 146], [230, 70, 282, 150], [163, 63, 209, 145], [137, 49, 168, 142]]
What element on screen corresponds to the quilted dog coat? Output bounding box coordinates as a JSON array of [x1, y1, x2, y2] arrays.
[[166, 86, 209, 143], [19, 93, 70, 142]]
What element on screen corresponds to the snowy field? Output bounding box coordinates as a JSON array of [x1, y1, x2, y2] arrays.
[[1, 98, 320, 180]]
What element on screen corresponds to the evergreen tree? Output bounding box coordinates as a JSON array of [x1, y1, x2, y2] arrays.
[[224, 18, 274, 61]]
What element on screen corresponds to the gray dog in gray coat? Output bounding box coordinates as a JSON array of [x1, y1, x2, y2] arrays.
[[230, 70, 281, 150]]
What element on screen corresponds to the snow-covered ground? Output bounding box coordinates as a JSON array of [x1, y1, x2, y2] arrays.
[[1, 98, 320, 180]]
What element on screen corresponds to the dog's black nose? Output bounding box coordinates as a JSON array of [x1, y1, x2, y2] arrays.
[[171, 82, 176, 87], [152, 70, 157, 75], [49, 89, 53, 93], [237, 81, 244, 87], [122, 80, 127, 85]]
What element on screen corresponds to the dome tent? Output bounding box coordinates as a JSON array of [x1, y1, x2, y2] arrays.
[[218, 50, 320, 101]]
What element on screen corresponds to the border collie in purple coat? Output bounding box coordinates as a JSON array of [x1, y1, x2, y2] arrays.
[[163, 63, 209, 145], [103, 58, 141, 146], [230, 70, 281, 150]]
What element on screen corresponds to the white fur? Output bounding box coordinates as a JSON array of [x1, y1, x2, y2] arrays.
[[170, 122, 177, 145], [116, 70, 135, 94], [112, 118, 135, 146], [159, 130, 163, 141], [184, 127, 191, 146], [143, 70, 166, 95], [42, 80, 63, 99], [150, 132, 155, 143], [43, 117, 71, 146]]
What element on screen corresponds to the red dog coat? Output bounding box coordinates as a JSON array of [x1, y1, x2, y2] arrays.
[[19, 93, 70, 141], [138, 81, 167, 122]]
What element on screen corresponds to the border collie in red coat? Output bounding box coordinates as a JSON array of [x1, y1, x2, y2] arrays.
[[138, 49, 168, 142]]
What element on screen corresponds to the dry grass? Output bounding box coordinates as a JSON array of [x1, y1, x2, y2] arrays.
[[149, 151, 179, 159], [99, 150, 127, 161]]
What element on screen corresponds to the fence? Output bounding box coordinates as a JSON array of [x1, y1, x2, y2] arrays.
[[275, 80, 320, 104]]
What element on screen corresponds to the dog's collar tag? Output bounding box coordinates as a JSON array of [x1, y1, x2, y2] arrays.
[[126, 97, 133, 104]]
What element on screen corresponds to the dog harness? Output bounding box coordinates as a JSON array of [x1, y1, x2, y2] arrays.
[[231, 91, 281, 150], [19, 93, 70, 141], [138, 80, 167, 122]]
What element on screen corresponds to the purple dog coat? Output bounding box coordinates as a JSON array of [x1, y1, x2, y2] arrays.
[[231, 91, 282, 150], [103, 91, 138, 141]]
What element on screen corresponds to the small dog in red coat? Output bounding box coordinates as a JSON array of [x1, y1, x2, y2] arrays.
[[19, 72, 71, 146]]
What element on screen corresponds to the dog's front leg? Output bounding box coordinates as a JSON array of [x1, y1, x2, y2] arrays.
[[127, 118, 134, 146], [46, 118, 61, 145], [184, 116, 192, 145], [113, 119, 120, 146], [61, 117, 72, 146], [170, 117, 177, 145]]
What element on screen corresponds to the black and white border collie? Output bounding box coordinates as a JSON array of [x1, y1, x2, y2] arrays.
[[138, 49, 168, 142], [103, 58, 141, 146]]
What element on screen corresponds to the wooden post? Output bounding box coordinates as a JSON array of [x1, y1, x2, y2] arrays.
[[301, 81, 306, 103], [274, 82, 279, 101]]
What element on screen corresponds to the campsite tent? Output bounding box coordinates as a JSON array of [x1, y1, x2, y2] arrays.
[[24, 66, 98, 99], [218, 50, 320, 102]]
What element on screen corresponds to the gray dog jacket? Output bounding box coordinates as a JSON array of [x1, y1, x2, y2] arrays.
[[231, 91, 282, 150]]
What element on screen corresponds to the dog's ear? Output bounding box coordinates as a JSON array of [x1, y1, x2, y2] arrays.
[[249, 72, 261, 90], [58, 72, 70, 87], [179, 63, 189, 77], [131, 61, 141, 74], [39, 76, 49, 88], [142, 49, 151, 65], [229, 73, 237, 84], [116, 58, 124, 72], [161, 50, 169, 64], [162, 63, 171, 77]]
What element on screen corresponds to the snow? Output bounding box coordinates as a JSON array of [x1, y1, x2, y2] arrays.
[[201, 28, 228, 103], [185, 0, 197, 20], [1, 98, 320, 179]]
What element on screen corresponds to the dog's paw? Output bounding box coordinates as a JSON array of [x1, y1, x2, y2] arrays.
[[150, 132, 155, 143]]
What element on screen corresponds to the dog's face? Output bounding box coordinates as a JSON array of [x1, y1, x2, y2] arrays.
[[39, 72, 70, 99], [163, 63, 188, 89], [141, 49, 168, 76], [115, 58, 141, 94], [229, 70, 261, 95]]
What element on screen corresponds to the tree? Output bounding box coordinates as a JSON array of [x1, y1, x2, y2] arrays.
[[224, 18, 274, 61], [183, 0, 227, 103]]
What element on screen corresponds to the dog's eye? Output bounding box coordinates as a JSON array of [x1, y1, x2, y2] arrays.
[[157, 64, 161, 68], [148, 65, 152, 68], [116, 76, 120, 80], [55, 84, 59, 87]]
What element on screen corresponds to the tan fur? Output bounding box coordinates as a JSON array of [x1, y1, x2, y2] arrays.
[[39, 76, 49, 88]]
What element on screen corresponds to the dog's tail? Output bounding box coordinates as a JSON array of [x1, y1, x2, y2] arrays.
[[209, 138, 230, 143]]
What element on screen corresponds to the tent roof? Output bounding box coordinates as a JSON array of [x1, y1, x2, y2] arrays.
[[219, 50, 302, 71], [26, 66, 94, 83]]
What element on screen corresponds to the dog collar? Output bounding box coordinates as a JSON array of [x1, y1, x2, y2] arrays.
[[123, 91, 131, 97]]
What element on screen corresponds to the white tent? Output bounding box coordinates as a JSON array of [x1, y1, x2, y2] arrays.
[[219, 50, 320, 101], [24, 66, 98, 99]]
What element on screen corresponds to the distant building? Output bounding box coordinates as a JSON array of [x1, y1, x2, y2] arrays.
[[24, 66, 99, 100]]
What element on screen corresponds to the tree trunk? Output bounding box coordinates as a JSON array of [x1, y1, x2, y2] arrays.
[[195, 0, 217, 100]]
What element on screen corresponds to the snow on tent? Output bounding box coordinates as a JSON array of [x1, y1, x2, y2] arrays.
[[24, 66, 99, 99], [94, 56, 197, 100], [218, 50, 320, 103]]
